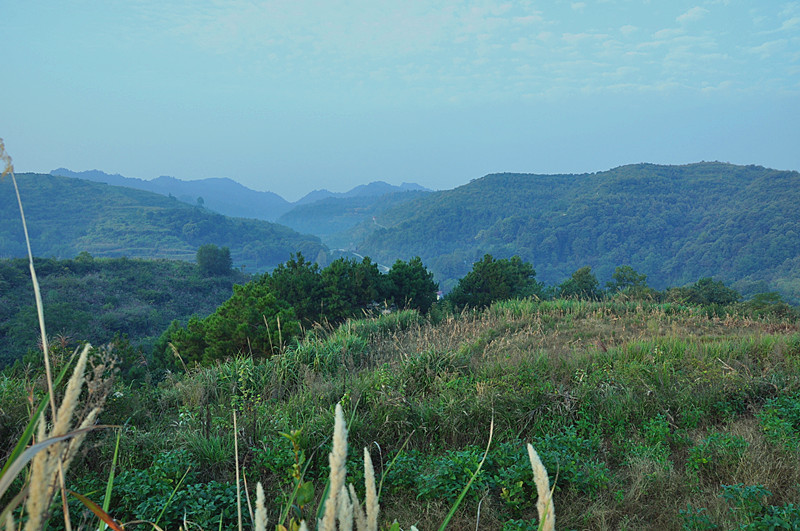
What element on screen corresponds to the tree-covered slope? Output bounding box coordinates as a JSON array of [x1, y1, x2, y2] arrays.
[[355, 163, 800, 301], [0, 256, 246, 367], [0, 173, 327, 271]]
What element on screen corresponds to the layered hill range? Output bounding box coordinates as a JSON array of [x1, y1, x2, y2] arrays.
[[50, 168, 429, 222], [2, 163, 797, 304]]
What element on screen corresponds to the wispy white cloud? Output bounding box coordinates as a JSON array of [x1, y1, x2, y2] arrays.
[[601, 65, 638, 79], [748, 39, 789, 58], [700, 80, 733, 93], [781, 3, 800, 18], [652, 27, 685, 41], [561, 32, 609, 45], [677, 6, 709, 24], [513, 14, 544, 24], [780, 16, 800, 31], [114, 0, 799, 102]]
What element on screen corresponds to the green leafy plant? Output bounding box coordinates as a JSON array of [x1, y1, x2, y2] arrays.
[[719, 483, 771, 522], [686, 432, 749, 487], [758, 393, 800, 448], [679, 504, 719, 530]]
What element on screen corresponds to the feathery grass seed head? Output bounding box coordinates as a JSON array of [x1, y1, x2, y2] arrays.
[[53, 345, 90, 438], [61, 407, 100, 473], [24, 417, 52, 531], [0, 138, 13, 178], [337, 485, 353, 530], [320, 403, 348, 531], [348, 484, 366, 531], [527, 443, 555, 531], [255, 482, 267, 531], [363, 448, 379, 531]]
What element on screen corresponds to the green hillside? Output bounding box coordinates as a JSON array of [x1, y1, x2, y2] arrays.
[[0, 173, 327, 271], [0, 256, 247, 367], [354, 163, 800, 301], [4, 298, 800, 529]]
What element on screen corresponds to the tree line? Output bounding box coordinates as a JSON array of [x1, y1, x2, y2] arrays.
[[155, 247, 796, 372], [2, 245, 792, 376], [154, 252, 438, 369]]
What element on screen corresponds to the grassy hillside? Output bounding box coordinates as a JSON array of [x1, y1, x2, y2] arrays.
[[3, 299, 799, 529], [0, 256, 247, 367], [0, 173, 327, 271], [353, 163, 800, 301]]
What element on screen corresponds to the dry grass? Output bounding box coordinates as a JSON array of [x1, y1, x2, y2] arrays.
[[357, 301, 794, 377]]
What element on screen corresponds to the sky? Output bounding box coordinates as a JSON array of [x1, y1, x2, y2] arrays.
[[2, 1, 799, 201]]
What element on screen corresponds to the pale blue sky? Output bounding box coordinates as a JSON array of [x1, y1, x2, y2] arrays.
[[2, 1, 799, 200]]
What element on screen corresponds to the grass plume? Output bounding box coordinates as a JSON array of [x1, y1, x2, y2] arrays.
[[319, 404, 348, 531], [363, 448, 379, 531], [527, 443, 555, 531]]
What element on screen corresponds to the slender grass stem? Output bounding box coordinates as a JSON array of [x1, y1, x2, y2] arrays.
[[438, 417, 494, 531], [99, 429, 122, 531], [234, 410, 243, 531], [154, 467, 191, 527], [2, 138, 72, 530]]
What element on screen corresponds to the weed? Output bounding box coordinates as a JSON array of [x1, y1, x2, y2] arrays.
[[719, 483, 771, 522], [686, 432, 749, 488], [758, 393, 800, 448]]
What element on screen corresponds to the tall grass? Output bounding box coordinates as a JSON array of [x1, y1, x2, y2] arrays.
[[248, 404, 554, 531], [1, 139, 114, 531]]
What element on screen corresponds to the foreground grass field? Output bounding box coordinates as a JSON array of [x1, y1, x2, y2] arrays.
[[4, 298, 799, 529]]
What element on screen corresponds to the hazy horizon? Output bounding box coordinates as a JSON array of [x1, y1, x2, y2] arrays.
[[3, 1, 799, 202], [44, 158, 800, 205]]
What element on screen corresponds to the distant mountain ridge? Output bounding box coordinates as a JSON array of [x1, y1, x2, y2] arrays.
[[294, 181, 430, 205], [277, 190, 430, 249], [51, 168, 293, 221], [43, 163, 800, 304], [51, 168, 431, 221]]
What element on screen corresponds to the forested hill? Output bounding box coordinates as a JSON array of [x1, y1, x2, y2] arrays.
[[355, 162, 800, 302], [0, 173, 327, 271], [0, 257, 245, 367]]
